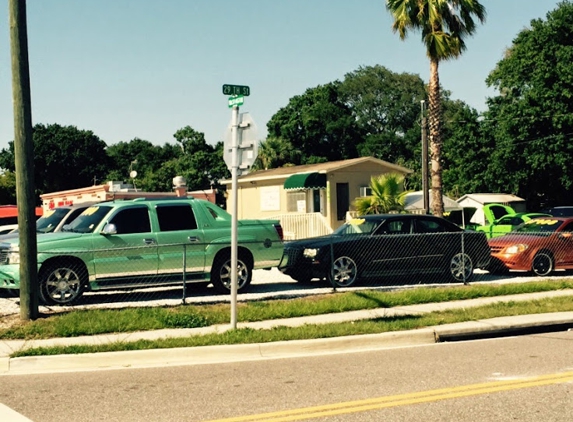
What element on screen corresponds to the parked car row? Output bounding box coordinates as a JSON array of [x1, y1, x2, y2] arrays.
[[2, 200, 573, 306]]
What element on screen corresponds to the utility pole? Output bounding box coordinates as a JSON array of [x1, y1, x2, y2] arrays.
[[9, 0, 38, 320], [421, 100, 429, 215]]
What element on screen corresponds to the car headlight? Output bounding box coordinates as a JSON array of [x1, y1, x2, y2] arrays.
[[303, 248, 318, 259], [505, 244, 528, 254]]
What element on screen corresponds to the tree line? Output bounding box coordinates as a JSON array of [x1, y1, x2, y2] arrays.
[[1, 1, 572, 212]]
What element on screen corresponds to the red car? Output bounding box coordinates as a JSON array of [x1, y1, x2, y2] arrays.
[[487, 217, 573, 276]]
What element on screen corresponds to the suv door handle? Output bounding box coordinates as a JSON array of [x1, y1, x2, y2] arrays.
[[143, 238, 156, 245], [188, 236, 200, 242]]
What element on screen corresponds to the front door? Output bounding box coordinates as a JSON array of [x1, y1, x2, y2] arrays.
[[336, 183, 349, 221], [92, 206, 158, 281]]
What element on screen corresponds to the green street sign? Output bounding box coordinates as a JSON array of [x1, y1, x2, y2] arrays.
[[222, 84, 250, 96], [228, 95, 244, 108]]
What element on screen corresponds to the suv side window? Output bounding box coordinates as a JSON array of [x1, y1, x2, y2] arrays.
[[109, 207, 151, 234], [156, 204, 198, 231]]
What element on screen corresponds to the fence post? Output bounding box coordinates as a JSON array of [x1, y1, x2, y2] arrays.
[[182, 244, 187, 304]]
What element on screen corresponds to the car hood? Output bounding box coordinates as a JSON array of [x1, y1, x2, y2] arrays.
[[1, 231, 88, 247], [488, 232, 552, 246], [284, 234, 338, 249]]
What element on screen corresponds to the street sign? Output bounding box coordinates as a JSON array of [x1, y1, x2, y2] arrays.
[[222, 84, 250, 96], [228, 95, 244, 108], [223, 112, 259, 174]]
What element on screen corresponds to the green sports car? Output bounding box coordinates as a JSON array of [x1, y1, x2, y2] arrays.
[[476, 212, 551, 239]]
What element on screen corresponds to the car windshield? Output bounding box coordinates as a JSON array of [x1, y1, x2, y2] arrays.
[[514, 218, 562, 234], [333, 218, 381, 236], [35, 208, 70, 233], [62, 205, 113, 233]]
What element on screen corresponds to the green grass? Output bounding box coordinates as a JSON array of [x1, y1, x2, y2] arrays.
[[11, 295, 573, 358], [1, 279, 572, 341]]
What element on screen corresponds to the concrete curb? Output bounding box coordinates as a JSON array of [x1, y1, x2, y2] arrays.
[[3, 313, 573, 375], [434, 312, 573, 341], [2, 328, 438, 375]]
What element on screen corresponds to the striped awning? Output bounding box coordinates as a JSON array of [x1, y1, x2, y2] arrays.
[[283, 173, 326, 190]]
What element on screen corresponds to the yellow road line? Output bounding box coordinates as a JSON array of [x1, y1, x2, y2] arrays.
[[205, 371, 573, 422]]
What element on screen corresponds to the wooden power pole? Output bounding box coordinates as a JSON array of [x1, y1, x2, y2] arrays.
[[9, 0, 38, 320], [421, 100, 429, 215]]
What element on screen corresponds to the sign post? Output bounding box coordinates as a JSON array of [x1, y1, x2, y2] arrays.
[[222, 84, 257, 329], [229, 104, 239, 329]]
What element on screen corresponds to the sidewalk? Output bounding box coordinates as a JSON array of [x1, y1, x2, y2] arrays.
[[2, 289, 573, 375]]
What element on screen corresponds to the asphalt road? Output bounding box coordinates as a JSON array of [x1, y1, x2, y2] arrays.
[[1, 331, 572, 421]]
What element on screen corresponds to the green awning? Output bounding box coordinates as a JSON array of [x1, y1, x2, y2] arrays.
[[283, 172, 326, 190]]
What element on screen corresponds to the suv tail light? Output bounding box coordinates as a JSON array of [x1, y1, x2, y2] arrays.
[[273, 224, 284, 241]]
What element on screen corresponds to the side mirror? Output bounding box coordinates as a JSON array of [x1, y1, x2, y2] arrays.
[[101, 223, 117, 235]]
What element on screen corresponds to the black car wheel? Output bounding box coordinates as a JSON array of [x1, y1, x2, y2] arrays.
[[211, 255, 252, 294], [449, 253, 474, 283], [39, 261, 86, 306], [328, 256, 358, 287], [532, 252, 553, 276]]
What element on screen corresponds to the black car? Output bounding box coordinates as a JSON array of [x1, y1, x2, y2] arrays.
[[278, 214, 491, 287], [542, 206, 573, 217]]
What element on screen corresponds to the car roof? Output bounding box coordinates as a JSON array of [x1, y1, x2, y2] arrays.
[[95, 197, 198, 208], [351, 214, 445, 222], [544, 206, 573, 217]]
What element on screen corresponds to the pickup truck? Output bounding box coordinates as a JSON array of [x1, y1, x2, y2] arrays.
[[0, 197, 284, 305]]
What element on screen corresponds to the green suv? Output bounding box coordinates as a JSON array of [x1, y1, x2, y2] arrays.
[[0, 197, 284, 305]]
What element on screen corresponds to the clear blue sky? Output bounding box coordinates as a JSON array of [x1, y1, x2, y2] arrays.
[[0, 0, 564, 151]]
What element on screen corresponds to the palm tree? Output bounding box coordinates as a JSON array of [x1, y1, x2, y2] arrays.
[[385, 0, 486, 216], [251, 137, 301, 171], [354, 173, 410, 215]]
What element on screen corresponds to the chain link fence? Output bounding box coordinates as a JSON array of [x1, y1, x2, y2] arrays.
[[2, 229, 573, 325]]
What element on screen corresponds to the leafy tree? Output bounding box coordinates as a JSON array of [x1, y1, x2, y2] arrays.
[[483, 1, 573, 209], [0, 170, 17, 204], [354, 173, 410, 215], [105, 138, 180, 185], [104, 126, 230, 195], [251, 137, 300, 171], [134, 128, 229, 193], [441, 100, 489, 198], [173, 126, 208, 155], [386, 0, 486, 216], [0, 123, 110, 197], [266, 83, 361, 164], [339, 65, 426, 167]]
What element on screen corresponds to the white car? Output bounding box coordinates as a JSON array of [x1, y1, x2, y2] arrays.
[[0, 224, 17, 235]]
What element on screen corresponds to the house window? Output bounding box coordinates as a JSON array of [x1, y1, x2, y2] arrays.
[[287, 191, 306, 212], [359, 186, 372, 197]]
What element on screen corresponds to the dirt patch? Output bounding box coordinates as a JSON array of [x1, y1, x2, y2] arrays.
[[0, 313, 21, 330]]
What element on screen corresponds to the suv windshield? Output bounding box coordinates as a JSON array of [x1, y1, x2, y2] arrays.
[[63, 205, 113, 233], [36, 208, 70, 233]]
